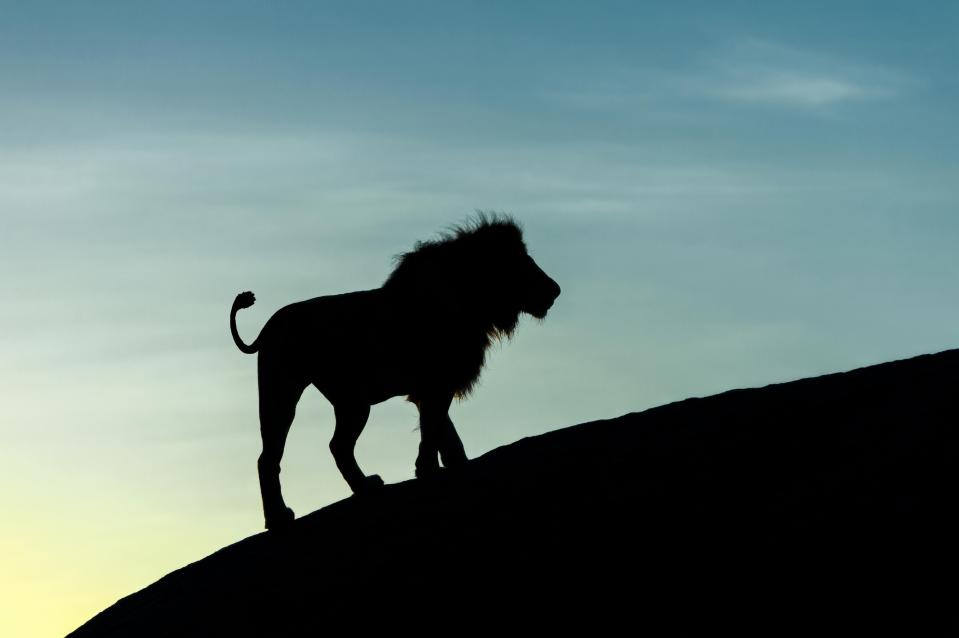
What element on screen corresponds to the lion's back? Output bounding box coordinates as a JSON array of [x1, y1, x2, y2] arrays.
[[258, 289, 388, 353]]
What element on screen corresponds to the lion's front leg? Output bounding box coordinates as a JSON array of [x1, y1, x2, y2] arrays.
[[438, 414, 468, 468], [415, 436, 440, 479], [415, 394, 467, 478], [415, 396, 442, 478]]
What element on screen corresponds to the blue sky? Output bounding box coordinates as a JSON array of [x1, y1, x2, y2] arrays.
[[1, 2, 957, 635]]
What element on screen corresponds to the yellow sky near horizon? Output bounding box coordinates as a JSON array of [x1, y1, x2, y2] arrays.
[[0, 481, 252, 637]]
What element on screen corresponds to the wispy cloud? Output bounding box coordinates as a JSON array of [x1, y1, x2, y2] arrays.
[[546, 39, 906, 113], [709, 71, 880, 106], [692, 39, 904, 108]]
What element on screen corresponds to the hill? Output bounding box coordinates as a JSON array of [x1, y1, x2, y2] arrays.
[[69, 349, 959, 635]]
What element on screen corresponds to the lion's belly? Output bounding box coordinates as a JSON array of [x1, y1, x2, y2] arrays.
[[311, 356, 412, 406], [305, 325, 416, 406]]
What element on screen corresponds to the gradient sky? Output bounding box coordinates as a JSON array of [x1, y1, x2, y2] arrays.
[[2, 2, 957, 635]]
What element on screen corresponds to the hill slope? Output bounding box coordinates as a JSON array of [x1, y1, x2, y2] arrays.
[[70, 350, 959, 635]]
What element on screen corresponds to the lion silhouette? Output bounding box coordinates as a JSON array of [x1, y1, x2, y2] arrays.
[[230, 214, 561, 530]]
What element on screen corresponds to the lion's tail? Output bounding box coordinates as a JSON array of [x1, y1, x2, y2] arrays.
[[230, 291, 259, 354]]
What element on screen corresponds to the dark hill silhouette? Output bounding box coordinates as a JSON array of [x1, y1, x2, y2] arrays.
[[70, 349, 959, 635]]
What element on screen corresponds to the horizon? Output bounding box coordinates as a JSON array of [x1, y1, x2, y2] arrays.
[[2, 2, 958, 636]]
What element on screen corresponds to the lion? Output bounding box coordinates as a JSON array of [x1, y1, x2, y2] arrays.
[[230, 214, 561, 530]]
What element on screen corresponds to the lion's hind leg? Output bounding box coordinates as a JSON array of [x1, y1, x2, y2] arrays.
[[329, 402, 384, 494], [257, 371, 306, 530]]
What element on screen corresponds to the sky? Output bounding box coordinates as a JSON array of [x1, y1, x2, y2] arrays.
[[1, 1, 957, 635]]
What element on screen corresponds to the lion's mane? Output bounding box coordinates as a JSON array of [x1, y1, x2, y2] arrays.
[[382, 212, 529, 399]]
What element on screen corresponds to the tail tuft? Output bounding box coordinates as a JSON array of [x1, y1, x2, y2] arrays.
[[235, 291, 256, 309]]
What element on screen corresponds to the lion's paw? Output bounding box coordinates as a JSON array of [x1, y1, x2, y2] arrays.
[[265, 506, 295, 531], [415, 464, 442, 480], [354, 474, 385, 494]]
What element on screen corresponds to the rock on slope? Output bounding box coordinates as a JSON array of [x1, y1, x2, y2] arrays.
[[70, 349, 959, 635]]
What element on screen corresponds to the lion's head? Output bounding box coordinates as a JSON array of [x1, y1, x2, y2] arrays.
[[383, 213, 561, 340]]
